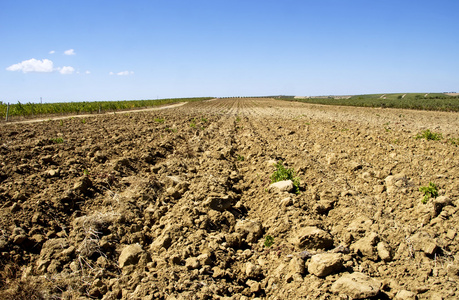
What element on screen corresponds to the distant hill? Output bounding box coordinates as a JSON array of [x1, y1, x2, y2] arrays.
[[277, 93, 459, 112]]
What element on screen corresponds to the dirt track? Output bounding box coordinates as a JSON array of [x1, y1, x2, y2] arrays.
[[0, 98, 458, 299], [1, 102, 188, 125]]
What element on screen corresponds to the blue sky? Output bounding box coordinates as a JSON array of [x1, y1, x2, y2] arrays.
[[1, 0, 458, 102]]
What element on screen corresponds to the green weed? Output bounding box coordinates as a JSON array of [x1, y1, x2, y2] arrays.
[[51, 137, 64, 144], [419, 182, 438, 204], [165, 127, 177, 133], [264, 235, 274, 248], [271, 161, 300, 194], [154, 118, 165, 123], [237, 155, 245, 161], [415, 129, 442, 141], [448, 137, 459, 145], [81, 118, 86, 124]]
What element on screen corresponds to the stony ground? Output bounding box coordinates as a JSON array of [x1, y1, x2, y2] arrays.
[[0, 98, 458, 299]]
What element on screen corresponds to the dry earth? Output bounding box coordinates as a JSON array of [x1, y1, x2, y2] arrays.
[[0, 98, 458, 299]]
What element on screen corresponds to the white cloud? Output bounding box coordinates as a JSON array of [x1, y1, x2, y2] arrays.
[[6, 58, 54, 73], [6, 58, 75, 75], [85, 70, 91, 74], [114, 70, 134, 76], [59, 66, 75, 75], [49, 50, 55, 54], [64, 49, 76, 55], [109, 72, 114, 75]]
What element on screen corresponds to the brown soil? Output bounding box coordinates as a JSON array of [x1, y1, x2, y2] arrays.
[[0, 98, 458, 299]]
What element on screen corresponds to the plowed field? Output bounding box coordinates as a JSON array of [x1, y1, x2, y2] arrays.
[[1, 98, 458, 299]]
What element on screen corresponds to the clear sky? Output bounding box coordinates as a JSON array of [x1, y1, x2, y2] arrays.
[[1, 0, 458, 102]]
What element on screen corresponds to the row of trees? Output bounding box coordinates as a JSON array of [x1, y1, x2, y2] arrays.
[[0, 98, 213, 120]]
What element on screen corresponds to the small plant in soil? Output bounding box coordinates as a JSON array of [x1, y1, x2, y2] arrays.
[[154, 118, 165, 123], [237, 155, 245, 161], [81, 118, 86, 124], [384, 123, 391, 132], [419, 182, 438, 204], [201, 117, 208, 123], [264, 235, 274, 248], [415, 129, 442, 141], [448, 137, 459, 145], [51, 137, 64, 144], [271, 161, 300, 194]]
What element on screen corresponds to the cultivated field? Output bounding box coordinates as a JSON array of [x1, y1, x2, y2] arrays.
[[0, 98, 458, 299]]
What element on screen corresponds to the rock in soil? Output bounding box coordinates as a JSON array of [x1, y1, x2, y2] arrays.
[[307, 252, 343, 277], [331, 272, 382, 299], [118, 243, 144, 268], [293, 226, 334, 250]]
